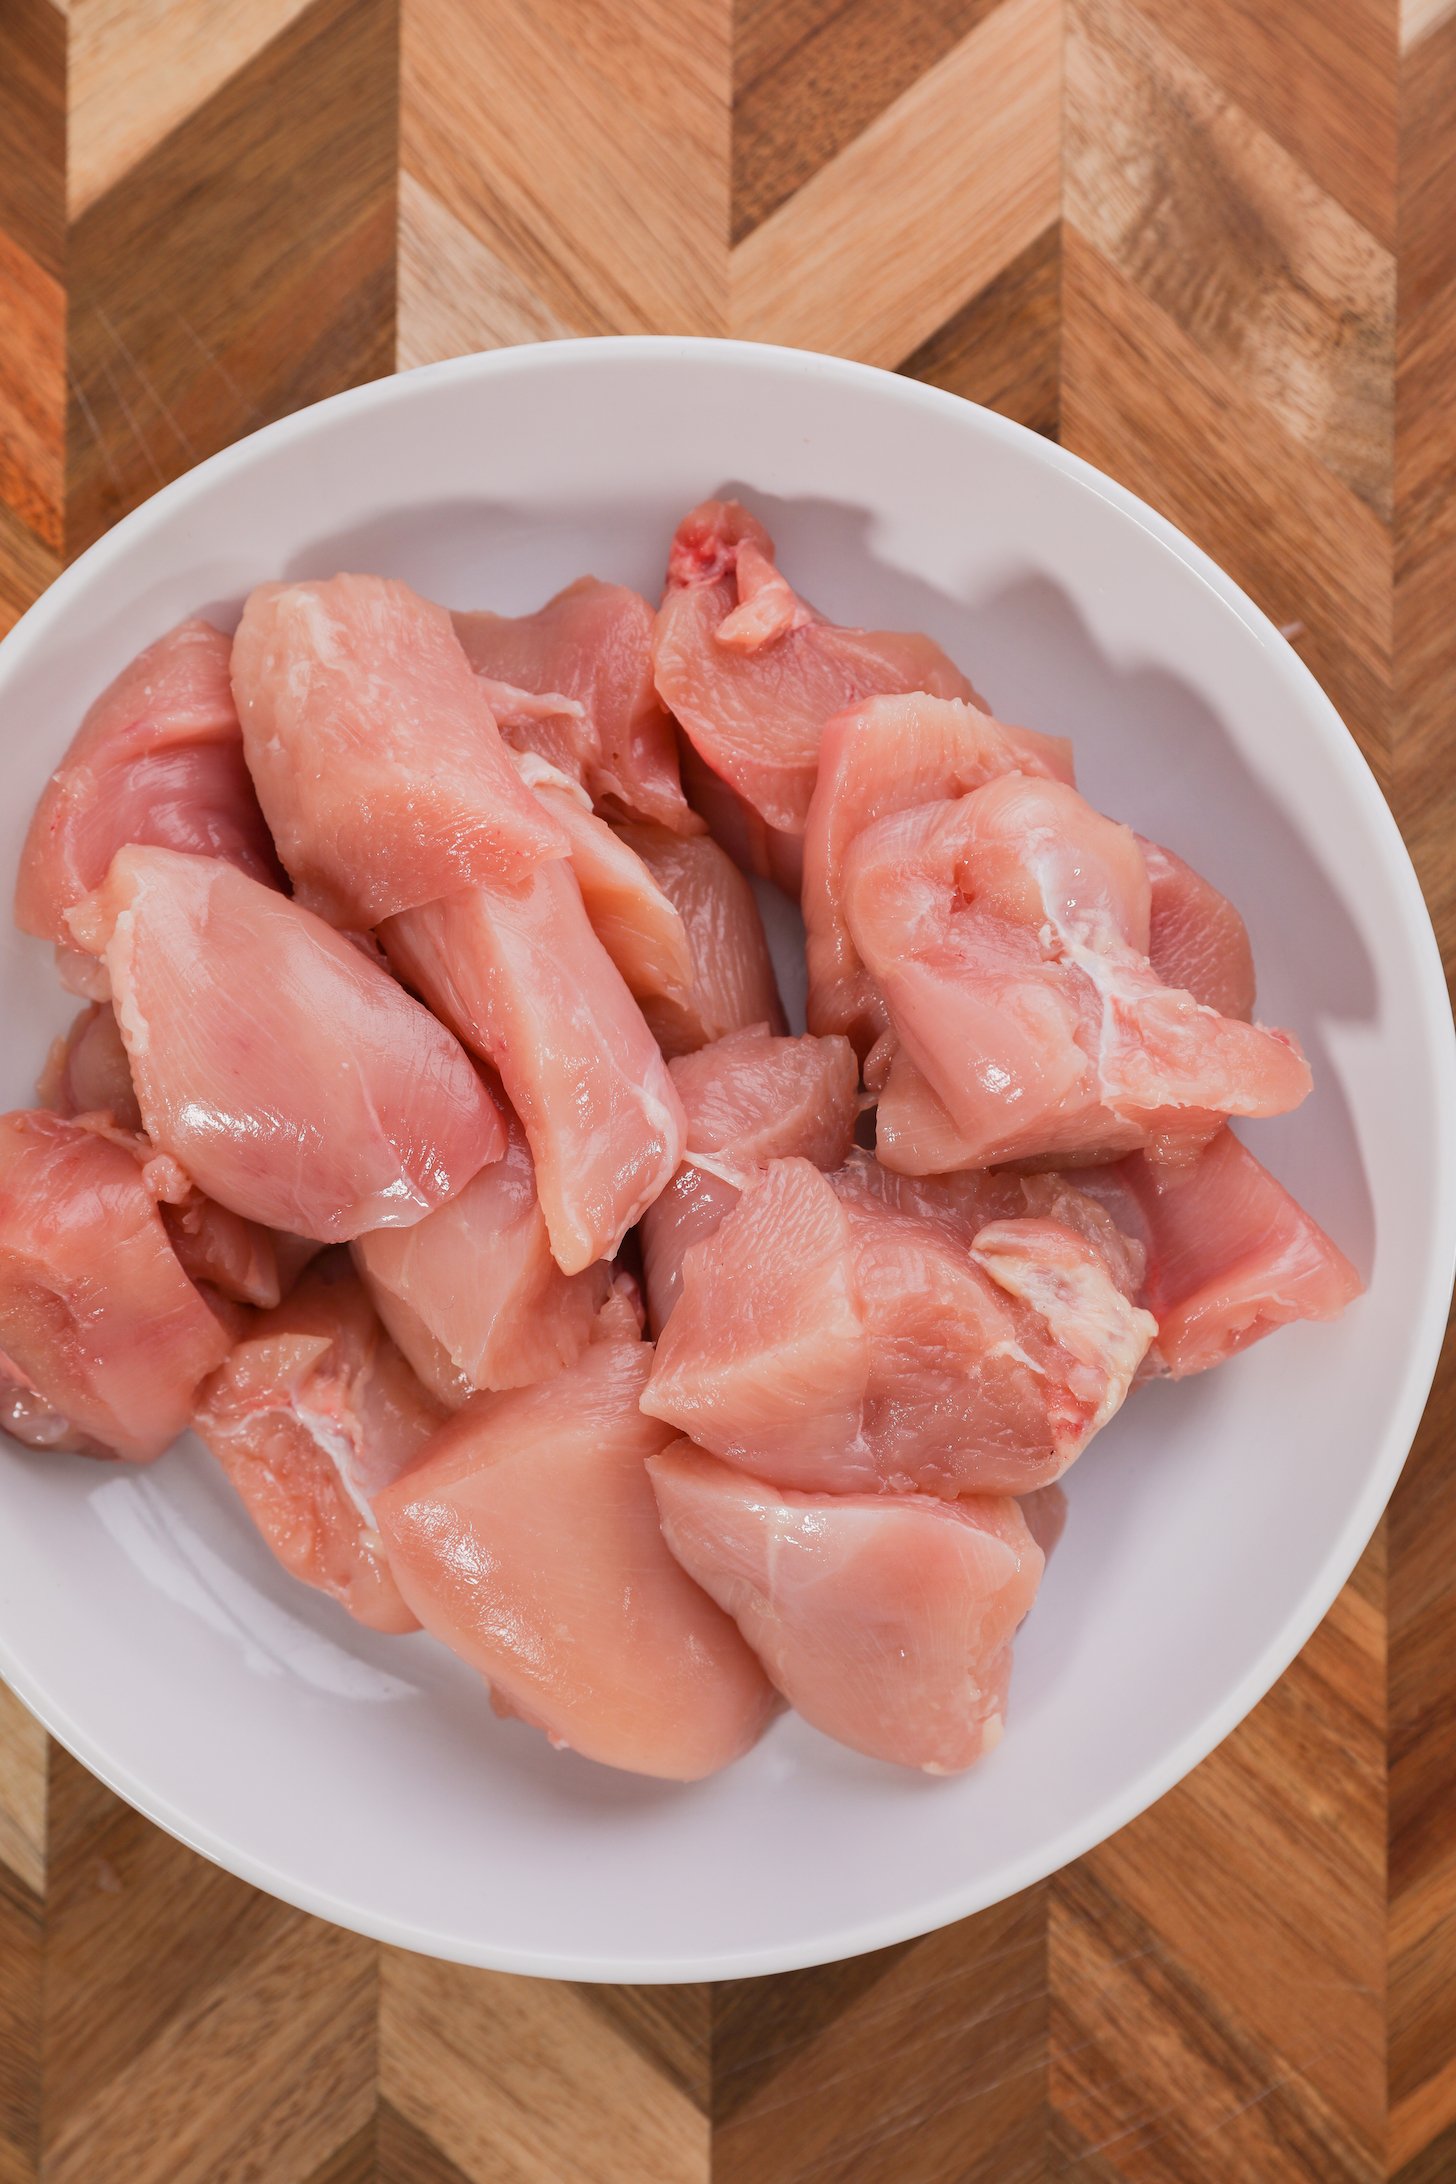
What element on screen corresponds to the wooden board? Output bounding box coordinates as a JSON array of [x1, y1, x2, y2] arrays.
[[0, 0, 1452, 2175]]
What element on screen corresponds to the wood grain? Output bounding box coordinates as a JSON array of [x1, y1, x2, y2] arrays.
[[1067, 0, 1395, 518], [402, 0, 729, 343], [731, 0, 1061, 366], [68, 0, 316, 218], [732, 0, 1001, 242], [1, 0, 1454, 2175], [67, 0, 397, 555], [1388, 12, 1456, 2178], [899, 225, 1061, 438]]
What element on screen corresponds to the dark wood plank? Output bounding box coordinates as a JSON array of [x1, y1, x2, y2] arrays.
[[713, 1890, 1048, 2182], [732, 0, 1001, 242], [899, 224, 1060, 438], [67, 0, 397, 556], [0, 0, 66, 282]]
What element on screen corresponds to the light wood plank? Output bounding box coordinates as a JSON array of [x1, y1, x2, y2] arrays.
[[397, 172, 572, 373], [69, 0, 318, 218], [1067, 0, 1394, 517], [381, 1952, 709, 2184], [402, 0, 729, 341], [731, 0, 1060, 368]]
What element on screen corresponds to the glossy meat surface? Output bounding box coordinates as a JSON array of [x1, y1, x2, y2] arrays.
[[642, 1156, 1154, 1494], [853, 777, 1311, 1171], [375, 1340, 776, 1778], [650, 1442, 1044, 1772], [69, 846, 505, 1240], [614, 821, 786, 1055], [354, 1115, 612, 1405], [0, 1110, 231, 1460], [382, 863, 684, 1274], [640, 1029, 859, 1331], [1076, 1130, 1362, 1376], [803, 691, 1075, 1056], [453, 576, 695, 833], [1141, 838, 1257, 1022], [16, 618, 279, 950], [653, 500, 978, 836], [193, 1253, 441, 1631], [231, 575, 565, 926], [37, 1003, 143, 1132]]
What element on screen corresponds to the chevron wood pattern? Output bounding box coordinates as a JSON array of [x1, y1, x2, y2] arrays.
[[0, 0, 1451, 2177]]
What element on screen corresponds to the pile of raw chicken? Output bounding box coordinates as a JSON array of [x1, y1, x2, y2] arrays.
[[1, 499, 1361, 1780]]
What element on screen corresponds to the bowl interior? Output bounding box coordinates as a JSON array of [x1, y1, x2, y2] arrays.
[[0, 339, 1449, 1980]]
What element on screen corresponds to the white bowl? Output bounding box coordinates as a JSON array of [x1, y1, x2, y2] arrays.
[[0, 339, 1450, 1982]]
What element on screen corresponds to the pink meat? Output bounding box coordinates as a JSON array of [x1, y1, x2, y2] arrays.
[[37, 1002, 143, 1132], [1075, 1130, 1362, 1376], [68, 846, 504, 1240], [613, 820, 786, 1056], [677, 737, 806, 894], [649, 1443, 1044, 1774], [641, 1156, 1155, 1495], [39, 1000, 284, 1308], [381, 864, 684, 1275], [375, 1340, 776, 1779], [353, 1114, 613, 1406], [230, 575, 565, 927], [640, 1029, 860, 1331], [512, 755, 700, 1036], [1141, 838, 1257, 1022], [0, 1348, 111, 1457], [452, 576, 696, 833], [803, 691, 1075, 1056], [851, 776, 1311, 1171], [193, 1253, 442, 1632], [15, 618, 280, 958], [653, 500, 980, 838], [0, 1110, 232, 1460]]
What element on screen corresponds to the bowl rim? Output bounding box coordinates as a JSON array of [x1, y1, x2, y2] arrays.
[[1, 333, 1452, 1983]]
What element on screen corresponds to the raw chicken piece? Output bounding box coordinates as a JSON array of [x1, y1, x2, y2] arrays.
[[0, 1348, 110, 1456], [1075, 1129, 1362, 1376], [614, 820, 786, 1056], [353, 1115, 613, 1406], [849, 776, 1311, 1171], [15, 619, 280, 967], [381, 864, 685, 1274], [831, 1147, 1146, 1300], [641, 1157, 1155, 1495], [0, 1110, 232, 1460], [511, 752, 700, 1034], [161, 1197, 280, 1310], [641, 1029, 859, 1331], [649, 1443, 1043, 1773], [474, 678, 596, 787], [38, 1001, 283, 1308], [803, 692, 1075, 1056], [37, 1003, 143, 1131], [1141, 838, 1256, 1022], [653, 500, 980, 837], [452, 577, 696, 833], [230, 575, 565, 927], [68, 847, 505, 1240], [677, 737, 805, 894], [375, 1340, 776, 1778], [193, 1253, 442, 1632]]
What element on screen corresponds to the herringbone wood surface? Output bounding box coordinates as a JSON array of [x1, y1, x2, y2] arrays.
[[0, 0, 1451, 2176]]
